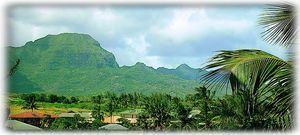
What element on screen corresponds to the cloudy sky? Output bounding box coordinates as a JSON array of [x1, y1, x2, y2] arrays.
[[8, 5, 288, 69]]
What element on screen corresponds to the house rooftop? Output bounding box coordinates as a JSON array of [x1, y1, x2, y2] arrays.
[[9, 112, 58, 119], [99, 124, 128, 130], [6, 120, 43, 131], [59, 112, 92, 118], [119, 109, 143, 114]]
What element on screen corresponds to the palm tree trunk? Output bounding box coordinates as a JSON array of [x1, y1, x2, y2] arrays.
[[110, 116, 112, 123], [110, 111, 112, 123]]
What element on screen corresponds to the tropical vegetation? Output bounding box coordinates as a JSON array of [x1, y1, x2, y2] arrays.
[[7, 4, 295, 131]]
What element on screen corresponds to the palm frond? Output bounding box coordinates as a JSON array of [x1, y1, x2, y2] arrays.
[[201, 49, 292, 119], [201, 49, 283, 92], [259, 4, 296, 47]]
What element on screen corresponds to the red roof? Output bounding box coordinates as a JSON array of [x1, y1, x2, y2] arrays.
[[9, 112, 58, 119]]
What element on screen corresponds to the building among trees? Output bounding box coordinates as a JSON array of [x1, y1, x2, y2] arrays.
[[6, 120, 42, 131], [58, 110, 94, 123], [119, 109, 142, 123], [9, 112, 58, 127]]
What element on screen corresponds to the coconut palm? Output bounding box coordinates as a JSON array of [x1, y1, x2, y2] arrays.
[[200, 4, 295, 129], [258, 4, 295, 120], [92, 95, 102, 104], [21, 94, 39, 112], [175, 102, 196, 130], [144, 94, 172, 131], [105, 99, 114, 123], [192, 86, 218, 130], [92, 105, 104, 121], [210, 95, 244, 129], [196, 87, 212, 129], [105, 93, 117, 124], [136, 112, 150, 130], [91, 95, 104, 121], [201, 49, 292, 129]]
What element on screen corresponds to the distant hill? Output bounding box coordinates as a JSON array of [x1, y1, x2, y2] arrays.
[[157, 64, 207, 81], [8, 33, 208, 97]]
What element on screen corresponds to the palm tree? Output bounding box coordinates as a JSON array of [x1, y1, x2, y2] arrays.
[[73, 114, 85, 129], [175, 102, 196, 130], [144, 94, 172, 131], [22, 94, 39, 112], [201, 49, 292, 129], [197, 87, 210, 129], [105, 94, 117, 123], [92, 95, 102, 104], [193, 86, 216, 130], [258, 4, 295, 121], [200, 4, 295, 129], [119, 93, 129, 108], [210, 95, 244, 129], [91, 95, 104, 121], [136, 112, 150, 130], [92, 105, 104, 121]]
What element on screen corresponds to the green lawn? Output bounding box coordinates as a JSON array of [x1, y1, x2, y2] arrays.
[[8, 97, 143, 116]]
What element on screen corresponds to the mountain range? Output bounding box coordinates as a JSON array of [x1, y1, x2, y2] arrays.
[[8, 33, 212, 97]]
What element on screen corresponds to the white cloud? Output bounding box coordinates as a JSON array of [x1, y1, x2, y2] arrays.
[[114, 35, 153, 67], [151, 8, 254, 46], [9, 18, 72, 46], [8, 6, 287, 69]]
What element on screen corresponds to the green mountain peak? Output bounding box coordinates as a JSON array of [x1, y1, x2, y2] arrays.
[[8, 33, 202, 96], [176, 64, 191, 70], [26, 33, 100, 48], [10, 33, 119, 69], [134, 62, 147, 66]]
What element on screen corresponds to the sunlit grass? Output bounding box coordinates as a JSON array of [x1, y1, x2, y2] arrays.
[[9, 104, 91, 115], [8, 97, 92, 115]]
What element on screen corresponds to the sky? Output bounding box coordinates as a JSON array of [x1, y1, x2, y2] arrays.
[[8, 5, 288, 69]]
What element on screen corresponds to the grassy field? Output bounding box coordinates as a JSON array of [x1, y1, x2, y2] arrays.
[[9, 104, 91, 115], [8, 97, 142, 116], [8, 97, 92, 115]]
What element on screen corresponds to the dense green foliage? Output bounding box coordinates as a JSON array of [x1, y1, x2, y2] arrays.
[[50, 114, 90, 130], [10, 84, 291, 131]]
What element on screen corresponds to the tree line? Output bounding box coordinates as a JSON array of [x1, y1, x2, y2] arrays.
[[19, 93, 79, 104], [34, 85, 291, 131]]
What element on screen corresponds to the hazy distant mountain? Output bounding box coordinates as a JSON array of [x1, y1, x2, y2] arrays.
[[157, 64, 207, 81], [8, 33, 206, 96]]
